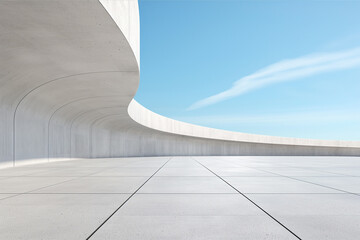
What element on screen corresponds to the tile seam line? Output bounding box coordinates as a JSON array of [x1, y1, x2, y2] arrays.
[[0, 166, 112, 202], [86, 157, 172, 240], [2, 175, 357, 178], [240, 165, 360, 196], [279, 165, 354, 177], [193, 157, 302, 240], [0, 192, 352, 195]]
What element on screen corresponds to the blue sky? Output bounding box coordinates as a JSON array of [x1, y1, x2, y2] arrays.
[[135, 0, 360, 141]]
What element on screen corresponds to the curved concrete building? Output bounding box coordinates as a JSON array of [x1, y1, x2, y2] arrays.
[[0, 0, 359, 169], [1, 1, 360, 239]]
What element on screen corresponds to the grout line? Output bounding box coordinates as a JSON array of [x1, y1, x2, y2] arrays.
[[2, 175, 159, 178], [273, 164, 359, 177], [241, 165, 359, 196], [1, 174, 357, 178], [86, 157, 172, 240], [193, 158, 302, 240], [0, 192, 352, 195], [2, 175, 357, 178], [0, 167, 114, 202], [0, 169, 57, 179]]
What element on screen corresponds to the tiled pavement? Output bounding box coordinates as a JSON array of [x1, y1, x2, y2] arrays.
[[0, 156, 359, 239]]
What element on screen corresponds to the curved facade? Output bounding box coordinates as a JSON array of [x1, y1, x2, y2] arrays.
[[0, 0, 359, 168]]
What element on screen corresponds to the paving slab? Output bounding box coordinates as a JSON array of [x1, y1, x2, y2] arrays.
[[155, 167, 213, 176], [164, 159, 203, 168], [119, 194, 263, 216], [224, 176, 341, 193], [248, 193, 360, 215], [0, 193, 130, 240], [317, 167, 360, 176], [27, 167, 107, 177], [138, 176, 237, 194], [251, 167, 343, 177], [210, 167, 276, 177], [0, 194, 15, 200], [295, 176, 360, 193], [246, 193, 360, 239], [34, 176, 148, 194], [92, 167, 159, 177], [276, 215, 360, 240], [122, 158, 168, 168], [0, 176, 75, 193], [90, 216, 297, 240], [0, 167, 52, 177], [0, 156, 360, 239]]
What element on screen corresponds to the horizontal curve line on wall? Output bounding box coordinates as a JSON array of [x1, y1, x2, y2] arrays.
[[69, 107, 127, 159], [47, 95, 124, 160], [13, 70, 137, 164], [89, 113, 126, 158]]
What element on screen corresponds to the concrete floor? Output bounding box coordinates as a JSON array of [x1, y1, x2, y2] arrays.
[[0, 157, 359, 239]]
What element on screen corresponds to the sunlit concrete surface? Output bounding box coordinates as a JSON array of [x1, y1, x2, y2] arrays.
[[1, 0, 360, 170], [0, 156, 359, 240], [1, 1, 360, 238]]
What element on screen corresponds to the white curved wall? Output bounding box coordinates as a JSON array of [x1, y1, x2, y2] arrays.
[[100, 0, 140, 64], [0, 0, 139, 168], [128, 100, 360, 149], [0, 0, 359, 169]]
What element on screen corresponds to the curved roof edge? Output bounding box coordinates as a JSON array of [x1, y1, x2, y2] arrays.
[[128, 99, 360, 148], [100, 0, 140, 65], [99, 0, 359, 151]]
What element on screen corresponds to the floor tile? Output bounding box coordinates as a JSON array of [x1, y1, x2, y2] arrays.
[[295, 176, 360, 193], [92, 167, 159, 177], [224, 176, 341, 193], [0, 194, 15, 200], [0, 156, 359, 239], [139, 177, 236, 193], [210, 167, 276, 177], [248, 193, 360, 215], [27, 167, 107, 177], [276, 215, 360, 240], [0, 176, 75, 193], [120, 194, 262, 216], [0, 193, 130, 240], [165, 159, 202, 168], [0, 167, 51, 177], [123, 158, 168, 168], [155, 167, 213, 176], [91, 216, 297, 240], [34, 177, 148, 194], [253, 167, 343, 177]]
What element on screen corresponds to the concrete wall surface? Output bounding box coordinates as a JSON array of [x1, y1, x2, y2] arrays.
[[0, 0, 359, 168]]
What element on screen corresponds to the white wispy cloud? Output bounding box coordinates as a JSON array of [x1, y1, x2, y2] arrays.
[[188, 47, 360, 110]]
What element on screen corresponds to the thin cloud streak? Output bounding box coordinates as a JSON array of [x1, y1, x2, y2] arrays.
[[188, 47, 360, 110]]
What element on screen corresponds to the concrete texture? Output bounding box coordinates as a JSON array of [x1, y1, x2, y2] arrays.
[[0, 156, 359, 239], [0, 0, 139, 168], [1, 2, 359, 239], [0, 0, 359, 170]]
